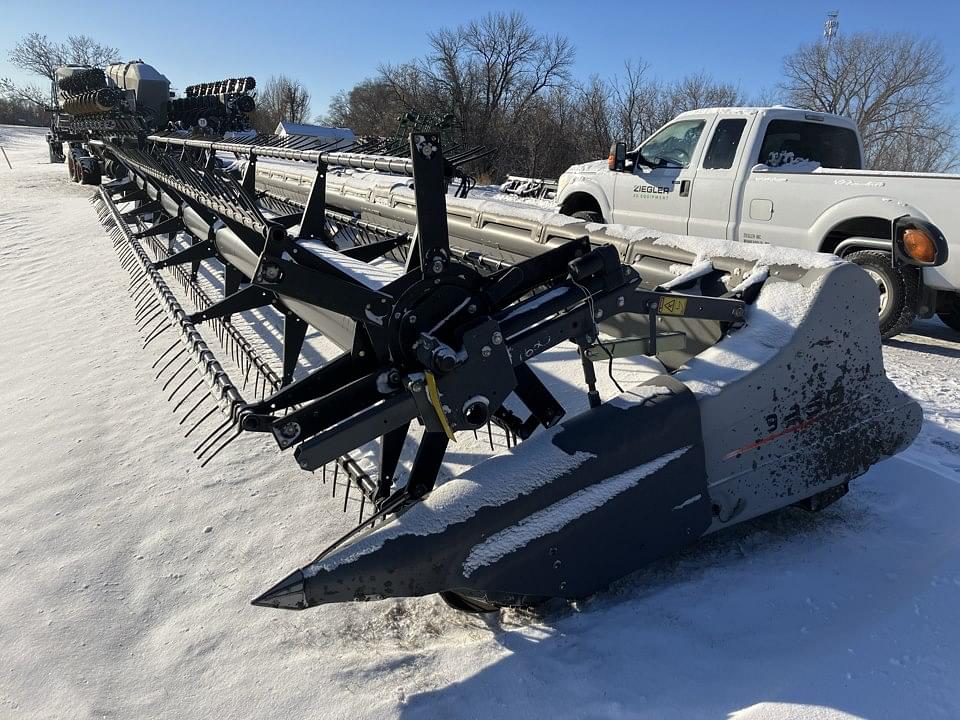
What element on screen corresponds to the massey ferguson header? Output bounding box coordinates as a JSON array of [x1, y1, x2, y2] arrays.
[[49, 56, 921, 614]]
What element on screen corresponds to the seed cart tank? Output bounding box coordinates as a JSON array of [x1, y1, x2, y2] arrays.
[[105, 61, 171, 124]]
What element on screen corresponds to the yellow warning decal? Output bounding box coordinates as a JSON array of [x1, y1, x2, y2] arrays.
[[424, 371, 457, 442], [658, 296, 688, 316]]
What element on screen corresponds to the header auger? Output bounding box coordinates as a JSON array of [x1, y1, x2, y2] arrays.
[[59, 57, 921, 614]]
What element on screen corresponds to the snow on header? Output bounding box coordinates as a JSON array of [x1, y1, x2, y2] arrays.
[[304, 432, 595, 576], [675, 274, 824, 396], [329, 169, 841, 273], [461, 446, 692, 577], [588, 222, 841, 270], [331, 170, 584, 227]]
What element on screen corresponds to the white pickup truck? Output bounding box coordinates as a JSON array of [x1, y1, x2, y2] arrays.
[[555, 106, 956, 337]]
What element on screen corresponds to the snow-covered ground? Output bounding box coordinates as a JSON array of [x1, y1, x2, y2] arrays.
[[1, 125, 959, 719]]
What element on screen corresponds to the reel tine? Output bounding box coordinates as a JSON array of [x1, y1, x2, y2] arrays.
[[143, 324, 171, 349], [199, 426, 242, 468], [137, 307, 164, 331], [155, 347, 187, 379], [129, 274, 150, 294], [179, 394, 210, 427], [194, 416, 234, 455], [173, 379, 205, 412], [134, 299, 159, 322], [152, 340, 182, 369], [132, 285, 155, 308], [168, 368, 199, 402], [160, 357, 192, 390]]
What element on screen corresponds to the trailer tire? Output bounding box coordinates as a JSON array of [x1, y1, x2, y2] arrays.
[[571, 209, 602, 223], [846, 250, 918, 339], [67, 153, 77, 182], [78, 160, 101, 186], [936, 292, 960, 332]]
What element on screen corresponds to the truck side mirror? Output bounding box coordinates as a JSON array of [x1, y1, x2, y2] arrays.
[[608, 141, 626, 172]]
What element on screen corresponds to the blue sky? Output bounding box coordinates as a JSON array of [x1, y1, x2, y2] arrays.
[[2, 0, 959, 118]]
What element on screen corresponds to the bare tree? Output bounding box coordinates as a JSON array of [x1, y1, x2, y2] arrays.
[[0, 78, 47, 107], [251, 75, 312, 132], [599, 67, 742, 151], [665, 72, 743, 119], [62, 35, 120, 68], [7, 33, 63, 82], [0, 95, 46, 125], [325, 79, 405, 136], [780, 32, 957, 171], [327, 14, 748, 180], [1, 32, 120, 109], [576, 74, 614, 157], [378, 11, 575, 177]]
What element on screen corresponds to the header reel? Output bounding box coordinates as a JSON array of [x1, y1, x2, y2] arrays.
[[93, 127, 749, 610]]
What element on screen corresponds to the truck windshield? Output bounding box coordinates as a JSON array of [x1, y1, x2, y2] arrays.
[[639, 120, 705, 169], [757, 119, 862, 169]]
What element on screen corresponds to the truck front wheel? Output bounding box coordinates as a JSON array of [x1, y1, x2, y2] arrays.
[[571, 209, 602, 223], [936, 292, 960, 332], [846, 250, 919, 339]]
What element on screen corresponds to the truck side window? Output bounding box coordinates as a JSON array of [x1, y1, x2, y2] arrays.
[[702, 119, 747, 169], [638, 120, 705, 169], [757, 120, 861, 168]]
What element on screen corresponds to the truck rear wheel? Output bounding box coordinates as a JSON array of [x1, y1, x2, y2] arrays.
[[937, 292, 960, 332], [846, 250, 919, 339]]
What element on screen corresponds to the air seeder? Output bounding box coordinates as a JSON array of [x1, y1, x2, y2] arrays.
[[55, 60, 920, 613]]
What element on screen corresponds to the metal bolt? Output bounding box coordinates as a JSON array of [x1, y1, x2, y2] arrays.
[[553, 560, 562, 570], [467, 304, 477, 314], [279, 421, 300, 439], [409, 379, 424, 392], [481, 345, 492, 358], [261, 264, 280, 282], [408, 314, 418, 324], [431, 258, 444, 274], [491, 331, 503, 346], [548, 547, 558, 556], [617, 296, 625, 308], [594, 308, 604, 319], [559, 581, 567, 591], [733, 306, 745, 318]]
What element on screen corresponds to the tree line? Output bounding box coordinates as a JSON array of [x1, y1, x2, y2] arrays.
[[3, 18, 957, 178], [323, 12, 958, 178]]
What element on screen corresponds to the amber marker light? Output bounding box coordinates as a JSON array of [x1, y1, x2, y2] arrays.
[[902, 227, 937, 264]]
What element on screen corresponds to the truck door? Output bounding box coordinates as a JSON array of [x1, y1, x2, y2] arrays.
[[612, 117, 710, 234], [687, 116, 753, 240]]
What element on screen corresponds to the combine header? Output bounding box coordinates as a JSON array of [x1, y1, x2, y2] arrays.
[[55, 58, 921, 614]]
